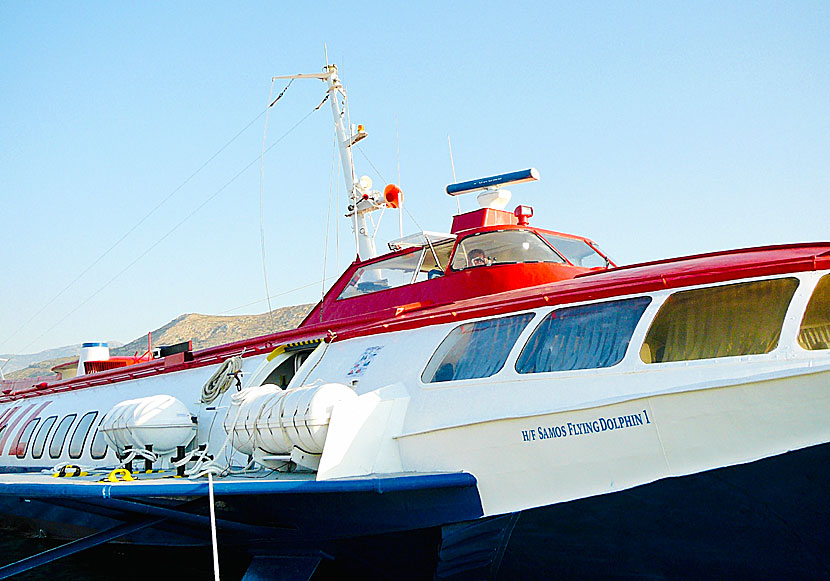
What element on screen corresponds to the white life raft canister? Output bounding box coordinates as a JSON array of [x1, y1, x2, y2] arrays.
[[101, 394, 196, 454], [224, 383, 356, 456]]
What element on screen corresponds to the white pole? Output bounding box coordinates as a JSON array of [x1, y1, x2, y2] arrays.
[[324, 67, 377, 261], [273, 65, 378, 261]]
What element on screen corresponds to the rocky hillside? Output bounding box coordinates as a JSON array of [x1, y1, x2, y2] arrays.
[[5, 304, 314, 380], [0, 344, 120, 375], [112, 305, 314, 356]]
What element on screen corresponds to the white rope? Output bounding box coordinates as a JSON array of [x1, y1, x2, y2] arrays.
[[208, 472, 221, 581], [201, 356, 243, 404], [172, 446, 213, 468], [188, 387, 255, 478], [118, 447, 159, 467]]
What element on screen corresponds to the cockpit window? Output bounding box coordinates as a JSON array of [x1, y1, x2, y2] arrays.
[[541, 234, 608, 268], [338, 239, 457, 300], [338, 251, 423, 299], [416, 239, 454, 282], [450, 230, 565, 270]]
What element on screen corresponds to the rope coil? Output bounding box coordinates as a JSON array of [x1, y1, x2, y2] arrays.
[[201, 356, 243, 404]]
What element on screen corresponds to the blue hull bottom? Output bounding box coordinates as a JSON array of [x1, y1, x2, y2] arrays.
[[1, 443, 828, 579], [496, 442, 830, 580]]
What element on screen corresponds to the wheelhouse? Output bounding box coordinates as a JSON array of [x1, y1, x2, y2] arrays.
[[303, 206, 613, 327]]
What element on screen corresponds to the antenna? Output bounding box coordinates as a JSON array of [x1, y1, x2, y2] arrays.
[[447, 135, 460, 213], [396, 115, 403, 238], [272, 64, 393, 262]]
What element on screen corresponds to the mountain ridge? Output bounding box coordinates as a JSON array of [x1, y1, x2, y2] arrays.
[[4, 303, 314, 380]]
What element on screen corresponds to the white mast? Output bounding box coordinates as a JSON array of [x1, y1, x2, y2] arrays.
[[273, 65, 380, 261]]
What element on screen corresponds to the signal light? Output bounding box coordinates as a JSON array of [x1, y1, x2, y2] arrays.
[[514, 205, 533, 226], [384, 184, 402, 208]]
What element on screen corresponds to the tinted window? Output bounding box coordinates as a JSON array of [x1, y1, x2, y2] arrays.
[[14, 418, 40, 459], [49, 414, 77, 459], [517, 297, 651, 373], [423, 314, 534, 383], [32, 416, 57, 459], [90, 419, 109, 460], [451, 231, 564, 270], [641, 278, 799, 363], [799, 274, 830, 350], [69, 411, 98, 459]]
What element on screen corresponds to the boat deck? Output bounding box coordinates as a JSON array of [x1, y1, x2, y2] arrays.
[[0, 469, 484, 543]]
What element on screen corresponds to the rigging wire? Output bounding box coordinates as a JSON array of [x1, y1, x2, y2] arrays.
[[448, 135, 461, 214], [321, 133, 338, 321], [355, 143, 387, 184], [216, 275, 338, 315], [11, 104, 323, 356], [335, 140, 340, 271], [396, 115, 403, 238], [258, 79, 292, 327], [0, 106, 272, 356]]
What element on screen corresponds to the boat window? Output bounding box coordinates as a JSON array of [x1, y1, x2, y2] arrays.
[[516, 297, 652, 373], [422, 313, 534, 383], [69, 411, 98, 459], [32, 415, 57, 459], [14, 418, 40, 459], [49, 414, 77, 459], [641, 278, 799, 363], [338, 250, 424, 299], [450, 231, 565, 270], [89, 418, 109, 460], [798, 275, 830, 350], [415, 239, 455, 281], [541, 234, 608, 268]]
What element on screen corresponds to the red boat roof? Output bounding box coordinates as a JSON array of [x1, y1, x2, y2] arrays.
[[331, 242, 830, 342], [3, 242, 827, 402]]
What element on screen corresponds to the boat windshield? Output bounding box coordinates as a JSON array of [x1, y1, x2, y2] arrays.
[[450, 230, 565, 270], [540, 233, 608, 268], [337, 239, 454, 300]]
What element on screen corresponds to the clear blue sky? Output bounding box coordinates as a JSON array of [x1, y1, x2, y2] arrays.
[[1, 2, 828, 355]]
